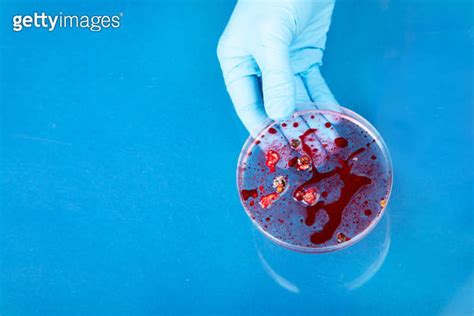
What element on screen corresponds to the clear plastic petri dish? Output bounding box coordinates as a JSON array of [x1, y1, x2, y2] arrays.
[[236, 107, 393, 253]]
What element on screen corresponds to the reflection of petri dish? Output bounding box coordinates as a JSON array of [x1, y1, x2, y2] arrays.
[[237, 107, 393, 253]]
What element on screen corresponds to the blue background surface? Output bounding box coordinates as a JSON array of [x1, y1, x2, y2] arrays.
[[1, 0, 472, 315]]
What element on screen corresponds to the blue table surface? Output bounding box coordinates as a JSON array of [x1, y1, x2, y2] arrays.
[[1, 0, 472, 315]]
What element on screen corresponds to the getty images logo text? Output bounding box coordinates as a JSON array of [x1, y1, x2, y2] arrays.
[[12, 12, 122, 32]]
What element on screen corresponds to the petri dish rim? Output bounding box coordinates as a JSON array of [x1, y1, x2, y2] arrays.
[[236, 106, 394, 254]]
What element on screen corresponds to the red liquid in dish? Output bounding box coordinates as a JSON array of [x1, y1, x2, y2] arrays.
[[237, 110, 392, 252]]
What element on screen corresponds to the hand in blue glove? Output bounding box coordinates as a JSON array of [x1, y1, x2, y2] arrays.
[[217, 0, 340, 137]]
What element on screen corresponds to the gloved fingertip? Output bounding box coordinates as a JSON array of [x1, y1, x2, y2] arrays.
[[266, 101, 296, 121]]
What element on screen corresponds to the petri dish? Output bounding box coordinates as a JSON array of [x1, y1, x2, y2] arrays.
[[237, 107, 393, 253]]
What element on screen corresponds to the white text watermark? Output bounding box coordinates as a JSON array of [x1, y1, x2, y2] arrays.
[[13, 12, 122, 32]]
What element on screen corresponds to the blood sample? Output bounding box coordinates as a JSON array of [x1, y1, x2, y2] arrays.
[[237, 108, 393, 253]]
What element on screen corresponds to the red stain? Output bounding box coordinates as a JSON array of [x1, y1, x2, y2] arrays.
[[265, 150, 280, 173], [334, 137, 348, 148], [293, 129, 372, 244], [241, 189, 258, 201], [268, 127, 277, 134], [260, 192, 279, 209], [288, 157, 298, 168], [302, 188, 318, 205]]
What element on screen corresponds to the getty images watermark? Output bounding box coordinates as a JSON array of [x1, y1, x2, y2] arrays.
[[12, 12, 122, 32]]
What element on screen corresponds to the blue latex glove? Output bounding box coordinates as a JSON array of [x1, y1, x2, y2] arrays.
[[217, 0, 340, 137]]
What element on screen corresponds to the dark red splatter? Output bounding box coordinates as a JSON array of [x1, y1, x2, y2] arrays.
[[293, 122, 299, 128], [325, 122, 331, 128], [288, 157, 299, 168], [241, 189, 258, 201], [364, 209, 372, 216], [334, 137, 348, 148], [268, 127, 277, 134], [293, 129, 372, 244]]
